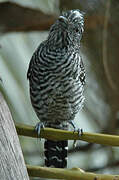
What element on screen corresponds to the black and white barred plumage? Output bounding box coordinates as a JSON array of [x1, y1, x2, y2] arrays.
[[27, 10, 85, 168]]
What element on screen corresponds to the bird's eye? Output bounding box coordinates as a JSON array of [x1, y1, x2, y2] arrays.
[[75, 28, 79, 33]]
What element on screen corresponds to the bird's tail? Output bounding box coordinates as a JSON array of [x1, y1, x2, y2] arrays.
[[44, 139, 68, 168], [44, 121, 68, 168]]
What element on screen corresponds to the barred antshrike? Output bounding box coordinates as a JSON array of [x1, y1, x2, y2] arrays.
[[27, 10, 85, 168]]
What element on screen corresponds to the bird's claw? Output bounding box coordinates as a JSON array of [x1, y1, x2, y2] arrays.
[[68, 120, 83, 136], [73, 128, 83, 147], [35, 122, 45, 137], [77, 128, 83, 136], [68, 120, 83, 148]]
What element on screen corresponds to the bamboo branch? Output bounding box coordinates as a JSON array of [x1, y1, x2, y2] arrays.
[[27, 164, 119, 180], [15, 122, 119, 146]]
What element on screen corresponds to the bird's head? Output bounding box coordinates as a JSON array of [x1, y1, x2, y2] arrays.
[[47, 10, 84, 48]]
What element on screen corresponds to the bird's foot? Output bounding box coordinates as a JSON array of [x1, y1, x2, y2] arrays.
[[77, 128, 83, 136], [35, 122, 45, 137], [68, 120, 83, 147], [68, 120, 83, 135], [73, 128, 83, 148]]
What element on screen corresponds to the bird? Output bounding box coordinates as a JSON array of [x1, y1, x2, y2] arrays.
[[27, 9, 85, 168]]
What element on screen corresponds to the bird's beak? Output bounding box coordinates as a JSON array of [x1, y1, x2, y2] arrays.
[[58, 16, 68, 23]]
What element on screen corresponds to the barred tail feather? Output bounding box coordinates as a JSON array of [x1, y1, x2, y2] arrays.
[[44, 140, 68, 168]]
